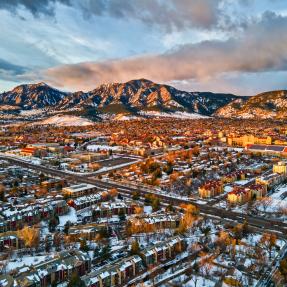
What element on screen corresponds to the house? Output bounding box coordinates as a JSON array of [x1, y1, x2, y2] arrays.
[[20, 147, 38, 157], [198, 179, 223, 198], [256, 172, 286, 189], [62, 183, 97, 198], [12, 250, 91, 287], [0, 234, 23, 251], [0, 199, 68, 233], [227, 184, 267, 205], [128, 213, 181, 232], [68, 224, 104, 241], [142, 236, 185, 267], [222, 170, 246, 183], [82, 255, 143, 287], [91, 200, 139, 219], [273, 161, 287, 174], [68, 193, 104, 210]]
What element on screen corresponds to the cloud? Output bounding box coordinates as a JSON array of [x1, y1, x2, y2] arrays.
[[40, 11, 287, 91], [0, 0, 71, 16], [0, 58, 30, 83], [0, 0, 224, 31], [0, 59, 26, 75], [77, 0, 223, 31]]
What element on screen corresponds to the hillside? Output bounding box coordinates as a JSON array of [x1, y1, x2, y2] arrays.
[[214, 90, 287, 119]]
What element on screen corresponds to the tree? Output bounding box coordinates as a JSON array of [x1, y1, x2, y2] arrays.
[[130, 240, 140, 256], [100, 244, 111, 261], [0, 184, 6, 202], [67, 272, 86, 287], [134, 206, 144, 215], [151, 197, 160, 212], [80, 238, 89, 252], [109, 188, 118, 198], [45, 235, 51, 252], [166, 203, 174, 212], [49, 215, 59, 232], [63, 221, 71, 235], [53, 232, 62, 250], [177, 204, 198, 234], [118, 209, 126, 221], [279, 258, 287, 282], [260, 232, 277, 259], [132, 191, 140, 200], [257, 197, 272, 213], [17, 226, 39, 249]]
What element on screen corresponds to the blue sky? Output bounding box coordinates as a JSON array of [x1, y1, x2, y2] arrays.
[[0, 0, 287, 95]]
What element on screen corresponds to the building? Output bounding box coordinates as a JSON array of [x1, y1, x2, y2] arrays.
[[10, 250, 91, 287], [227, 184, 267, 205], [70, 152, 109, 162], [82, 255, 143, 287], [68, 193, 104, 210], [245, 144, 287, 155], [198, 180, 223, 198], [273, 161, 287, 174], [91, 200, 139, 219], [0, 234, 23, 251], [256, 173, 286, 189], [222, 170, 246, 183], [20, 146, 38, 157], [142, 236, 185, 267], [128, 213, 181, 232], [228, 135, 272, 147], [68, 224, 104, 241], [62, 183, 97, 198]]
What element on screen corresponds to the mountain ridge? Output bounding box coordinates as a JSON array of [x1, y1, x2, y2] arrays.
[[215, 89, 287, 119], [0, 79, 241, 117]]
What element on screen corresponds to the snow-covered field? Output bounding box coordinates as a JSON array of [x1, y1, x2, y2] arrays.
[[59, 207, 78, 226], [139, 111, 209, 119], [37, 115, 94, 126], [86, 144, 123, 151]]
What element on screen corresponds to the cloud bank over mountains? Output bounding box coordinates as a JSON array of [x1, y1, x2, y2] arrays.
[[0, 0, 286, 95]]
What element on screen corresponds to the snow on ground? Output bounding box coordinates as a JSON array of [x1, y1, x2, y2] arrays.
[[20, 109, 43, 116], [86, 144, 123, 151], [271, 184, 287, 200], [138, 111, 209, 119], [59, 207, 78, 226], [113, 113, 140, 121], [6, 255, 47, 271], [37, 115, 94, 126], [144, 206, 152, 214], [234, 179, 254, 186], [183, 275, 215, 287]]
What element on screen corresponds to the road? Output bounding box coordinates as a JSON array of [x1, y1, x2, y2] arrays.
[[1, 155, 287, 238]]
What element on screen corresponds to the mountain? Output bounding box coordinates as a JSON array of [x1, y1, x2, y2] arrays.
[[0, 82, 68, 109], [214, 90, 287, 119], [59, 79, 238, 116], [0, 79, 240, 117]]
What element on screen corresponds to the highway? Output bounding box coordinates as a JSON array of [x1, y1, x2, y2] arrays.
[[1, 154, 287, 239]]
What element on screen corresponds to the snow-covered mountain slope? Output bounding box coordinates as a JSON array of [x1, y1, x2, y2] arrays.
[[0, 79, 239, 117], [37, 115, 94, 126], [214, 90, 287, 119], [0, 82, 68, 109]]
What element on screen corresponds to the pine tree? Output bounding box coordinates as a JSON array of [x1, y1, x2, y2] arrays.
[[67, 272, 86, 287], [80, 238, 89, 252]]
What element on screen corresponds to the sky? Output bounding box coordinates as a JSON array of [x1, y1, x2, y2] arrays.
[[0, 0, 287, 96]]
